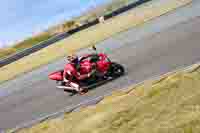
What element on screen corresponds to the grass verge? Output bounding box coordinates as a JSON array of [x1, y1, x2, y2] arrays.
[[14, 64, 200, 133], [0, 0, 192, 84]]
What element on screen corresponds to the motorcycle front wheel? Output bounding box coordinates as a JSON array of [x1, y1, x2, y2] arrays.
[[108, 62, 125, 77]]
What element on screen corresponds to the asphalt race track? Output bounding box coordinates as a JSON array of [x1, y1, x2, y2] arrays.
[[0, 1, 200, 130]]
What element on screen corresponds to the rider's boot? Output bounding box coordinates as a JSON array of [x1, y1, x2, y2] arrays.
[[78, 87, 87, 95], [70, 82, 87, 95]]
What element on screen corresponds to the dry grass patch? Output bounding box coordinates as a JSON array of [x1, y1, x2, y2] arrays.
[[0, 48, 17, 59]]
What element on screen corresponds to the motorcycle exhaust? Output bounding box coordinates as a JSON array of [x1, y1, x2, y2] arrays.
[[56, 85, 74, 90]]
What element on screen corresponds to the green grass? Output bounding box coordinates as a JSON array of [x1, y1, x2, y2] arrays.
[[12, 32, 52, 51], [0, 32, 52, 59]]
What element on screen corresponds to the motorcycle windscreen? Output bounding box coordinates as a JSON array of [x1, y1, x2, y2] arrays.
[[48, 70, 63, 81]]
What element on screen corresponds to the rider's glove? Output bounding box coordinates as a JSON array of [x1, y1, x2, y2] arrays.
[[88, 69, 96, 77], [87, 73, 90, 78]]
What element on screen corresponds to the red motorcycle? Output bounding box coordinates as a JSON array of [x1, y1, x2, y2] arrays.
[[48, 46, 124, 95]]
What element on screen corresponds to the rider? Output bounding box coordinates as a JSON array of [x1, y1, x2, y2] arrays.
[[66, 54, 80, 70], [63, 54, 95, 94]]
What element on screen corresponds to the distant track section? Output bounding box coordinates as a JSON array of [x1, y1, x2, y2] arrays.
[[0, 0, 151, 68]]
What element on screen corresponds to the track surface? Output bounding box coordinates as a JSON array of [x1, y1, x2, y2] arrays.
[[0, 1, 200, 129]]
